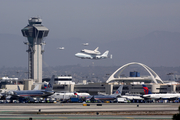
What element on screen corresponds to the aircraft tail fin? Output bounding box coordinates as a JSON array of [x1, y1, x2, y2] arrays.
[[113, 85, 123, 96], [94, 47, 99, 52], [101, 51, 109, 57], [74, 92, 78, 96], [142, 84, 152, 94], [17, 86, 21, 91], [45, 75, 55, 91], [44, 83, 47, 89], [74, 92, 81, 98], [33, 84, 40, 90]]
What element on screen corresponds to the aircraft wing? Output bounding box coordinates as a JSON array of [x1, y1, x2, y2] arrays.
[[8, 94, 22, 100], [142, 95, 151, 98], [43, 90, 55, 94]]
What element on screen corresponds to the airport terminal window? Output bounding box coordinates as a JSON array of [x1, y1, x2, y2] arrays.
[[54, 78, 72, 81], [74, 87, 105, 89], [113, 86, 129, 90], [176, 87, 180, 91], [123, 86, 129, 90], [53, 86, 65, 89], [132, 87, 143, 89], [43, 78, 72, 82], [156, 88, 167, 90], [113, 87, 119, 90]]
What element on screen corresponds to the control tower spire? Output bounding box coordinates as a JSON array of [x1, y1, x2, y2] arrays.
[[21, 17, 49, 83]]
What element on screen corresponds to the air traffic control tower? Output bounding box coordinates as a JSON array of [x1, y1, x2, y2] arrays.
[[21, 17, 49, 83]]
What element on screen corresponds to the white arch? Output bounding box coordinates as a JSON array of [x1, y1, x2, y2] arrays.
[[106, 62, 164, 84]]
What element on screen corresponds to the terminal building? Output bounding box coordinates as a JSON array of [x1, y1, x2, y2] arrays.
[[41, 62, 180, 95]]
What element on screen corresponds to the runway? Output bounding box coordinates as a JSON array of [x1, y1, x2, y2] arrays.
[[0, 103, 179, 120]]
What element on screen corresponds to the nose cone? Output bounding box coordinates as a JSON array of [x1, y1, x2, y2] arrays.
[[75, 53, 79, 57]]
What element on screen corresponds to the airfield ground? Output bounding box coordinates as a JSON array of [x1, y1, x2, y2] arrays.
[[0, 103, 179, 120]]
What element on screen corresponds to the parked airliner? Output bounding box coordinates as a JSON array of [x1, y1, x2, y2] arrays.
[[85, 85, 123, 102], [50, 92, 90, 100], [118, 85, 143, 100], [142, 84, 180, 100], [10, 75, 55, 100]]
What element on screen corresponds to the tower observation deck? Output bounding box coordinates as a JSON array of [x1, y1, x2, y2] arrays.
[[21, 17, 49, 83]]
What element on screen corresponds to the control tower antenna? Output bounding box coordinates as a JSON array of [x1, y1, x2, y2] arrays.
[[21, 17, 49, 83]]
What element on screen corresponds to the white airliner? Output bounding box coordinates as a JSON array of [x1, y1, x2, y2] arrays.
[[142, 84, 180, 100], [81, 47, 101, 55], [50, 92, 90, 100], [57, 47, 65, 50], [116, 85, 143, 100], [121, 94, 144, 100], [82, 43, 89, 46], [75, 51, 109, 60]]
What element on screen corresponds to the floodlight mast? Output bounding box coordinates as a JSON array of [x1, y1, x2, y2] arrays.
[[21, 17, 49, 83]]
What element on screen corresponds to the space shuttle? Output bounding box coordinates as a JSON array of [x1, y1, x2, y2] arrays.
[[81, 47, 101, 55], [75, 50, 109, 60]]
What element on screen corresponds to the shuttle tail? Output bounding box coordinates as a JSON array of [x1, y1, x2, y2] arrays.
[[94, 47, 99, 52]]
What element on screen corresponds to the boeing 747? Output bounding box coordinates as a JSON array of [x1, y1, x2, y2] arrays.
[[75, 50, 109, 60]]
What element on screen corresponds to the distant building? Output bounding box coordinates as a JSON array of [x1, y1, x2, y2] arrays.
[[42, 75, 75, 85]]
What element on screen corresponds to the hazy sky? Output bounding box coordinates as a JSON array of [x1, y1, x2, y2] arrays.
[[0, 0, 180, 68], [1, 0, 180, 41]]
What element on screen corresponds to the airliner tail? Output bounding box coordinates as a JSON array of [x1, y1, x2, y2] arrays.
[[45, 75, 55, 91], [113, 85, 123, 96], [142, 84, 152, 94]]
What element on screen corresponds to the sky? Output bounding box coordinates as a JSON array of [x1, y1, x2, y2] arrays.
[[0, 0, 180, 68]]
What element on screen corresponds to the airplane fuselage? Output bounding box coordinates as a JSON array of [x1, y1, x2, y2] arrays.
[[75, 51, 108, 60], [121, 95, 143, 100], [86, 95, 116, 101], [75, 53, 96, 59], [93, 95, 116, 100], [50, 92, 90, 99], [14, 90, 54, 98], [143, 93, 180, 99]]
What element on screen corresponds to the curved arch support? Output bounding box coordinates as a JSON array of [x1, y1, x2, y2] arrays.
[[106, 62, 164, 84]]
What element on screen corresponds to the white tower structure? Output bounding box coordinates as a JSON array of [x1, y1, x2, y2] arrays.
[[106, 62, 164, 84], [21, 17, 49, 83]]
